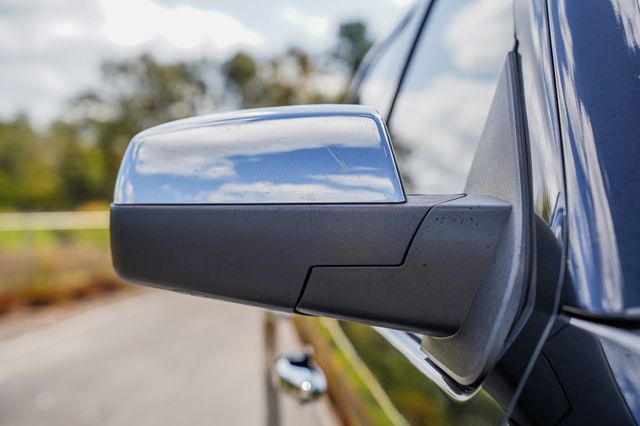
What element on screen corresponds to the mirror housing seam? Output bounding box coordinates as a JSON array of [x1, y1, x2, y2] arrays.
[[110, 196, 455, 311], [297, 194, 512, 336]]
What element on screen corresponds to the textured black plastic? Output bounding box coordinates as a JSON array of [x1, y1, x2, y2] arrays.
[[110, 196, 454, 311], [297, 195, 511, 336], [421, 52, 534, 385]]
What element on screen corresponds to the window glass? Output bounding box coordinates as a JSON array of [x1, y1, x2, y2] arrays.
[[356, 2, 428, 118], [389, 0, 513, 194]]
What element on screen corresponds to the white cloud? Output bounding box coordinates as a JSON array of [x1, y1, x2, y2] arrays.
[[100, 0, 262, 49], [444, 0, 511, 73], [137, 156, 236, 179], [134, 114, 382, 178], [281, 7, 329, 37], [308, 173, 394, 192], [201, 181, 391, 203], [52, 22, 81, 37], [387, 0, 414, 7], [392, 74, 496, 194], [0, 0, 413, 126]]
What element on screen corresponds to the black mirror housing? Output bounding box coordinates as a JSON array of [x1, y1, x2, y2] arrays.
[[111, 52, 533, 391]]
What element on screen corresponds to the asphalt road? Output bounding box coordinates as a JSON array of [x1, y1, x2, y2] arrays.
[[0, 290, 335, 426]]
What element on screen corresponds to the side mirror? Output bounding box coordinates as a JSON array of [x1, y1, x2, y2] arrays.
[[111, 54, 532, 390], [111, 104, 508, 336]]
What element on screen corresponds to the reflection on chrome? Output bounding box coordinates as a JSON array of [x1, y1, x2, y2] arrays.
[[272, 352, 327, 403], [374, 327, 479, 401], [114, 104, 405, 204]]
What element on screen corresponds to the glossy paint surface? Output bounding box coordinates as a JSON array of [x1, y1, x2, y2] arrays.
[[516, 0, 566, 233], [550, 0, 640, 316], [114, 105, 405, 204], [570, 317, 640, 423]]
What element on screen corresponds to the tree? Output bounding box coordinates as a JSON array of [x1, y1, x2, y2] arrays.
[[223, 52, 259, 107], [68, 54, 219, 198], [0, 117, 61, 209], [334, 21, 374, 75], [50, 121, 103, 207], [223, 48, 335, 108], [0, 20, 373, 211]]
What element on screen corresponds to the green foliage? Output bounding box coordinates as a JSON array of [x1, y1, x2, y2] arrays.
[[0, 117, 61, 210], [295, 317, 503, 425], [335, 21, 374, 74], [89, 53, 210, 128], [70, 54, 217, 199], [0, 228, 126, 313], [339, 321, 504, 426], [223, 47, 335, 108], [0, 54, 219, 209], [0, 228, 110, 250], [50, 121, 104, 206], [223, 51, 259, 105]]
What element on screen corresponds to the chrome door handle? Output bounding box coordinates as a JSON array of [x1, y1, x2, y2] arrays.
[[272, 352, 327, 403]]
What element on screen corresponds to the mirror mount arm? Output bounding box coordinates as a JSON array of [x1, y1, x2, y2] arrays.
[[420, 51, 534, 386], [296, 194, 512, 336]]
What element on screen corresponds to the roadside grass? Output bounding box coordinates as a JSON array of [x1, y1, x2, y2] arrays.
[[338, 322, 504, 426], [0, 228, 110, 249], [293, 316, 504, 426], [0, 227, 129, 315]]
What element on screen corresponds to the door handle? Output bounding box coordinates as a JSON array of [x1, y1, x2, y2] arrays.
[[272, 352, 327, 404]]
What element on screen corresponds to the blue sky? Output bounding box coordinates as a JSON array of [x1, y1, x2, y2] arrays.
[[0, 0, 413, 127]]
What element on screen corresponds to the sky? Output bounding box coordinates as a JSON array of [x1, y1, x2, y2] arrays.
[[0, 0, 413, 128]]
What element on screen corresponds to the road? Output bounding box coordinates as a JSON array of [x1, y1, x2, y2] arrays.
[[0, 290, 335, 426]]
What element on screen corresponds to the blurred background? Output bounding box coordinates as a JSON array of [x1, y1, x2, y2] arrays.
[[0, 0, 409, 311], [0, 0, 505, 425], [0, 1, 411, 425]]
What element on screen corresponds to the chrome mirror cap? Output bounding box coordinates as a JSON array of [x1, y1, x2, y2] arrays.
[[272, 352, 327, 403], [114, 104, 405, 204]]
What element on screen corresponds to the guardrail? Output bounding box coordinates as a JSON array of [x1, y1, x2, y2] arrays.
[[0, 211, 109, 231]]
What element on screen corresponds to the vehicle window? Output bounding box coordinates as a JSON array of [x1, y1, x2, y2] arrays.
[[355, 2, 428, 119], [388, 0, 513, 194]]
